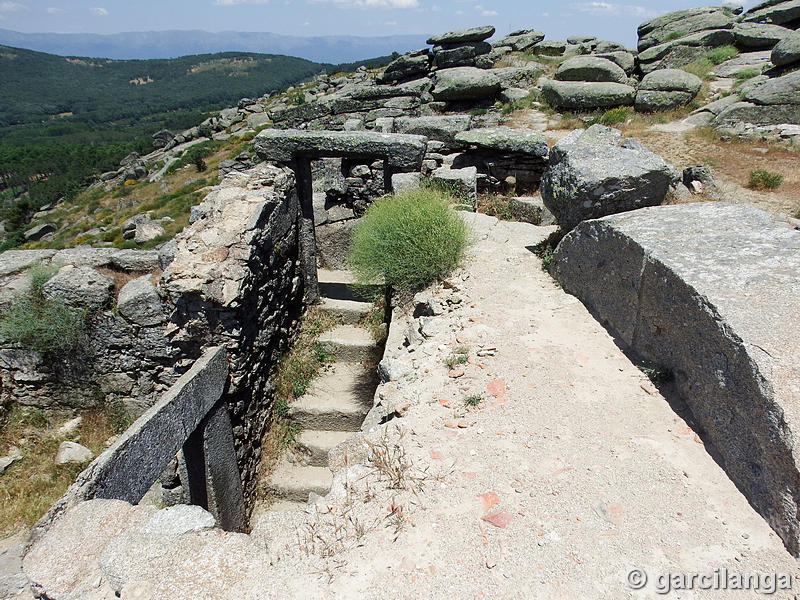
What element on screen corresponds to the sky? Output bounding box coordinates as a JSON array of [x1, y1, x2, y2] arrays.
[[0, 0, 761, 46]]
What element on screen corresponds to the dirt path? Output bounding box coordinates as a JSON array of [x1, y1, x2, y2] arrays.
[[249, 214, 799, 598]]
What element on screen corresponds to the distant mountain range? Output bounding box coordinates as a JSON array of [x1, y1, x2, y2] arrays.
[[0, 28, 428, 63]]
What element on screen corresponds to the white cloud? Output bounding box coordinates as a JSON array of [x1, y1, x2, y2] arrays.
[[91, 7, 109, 16], [46, 7, 65, 14], [311, 0, 419, 8], [0, 2, 27, 12], [570, 2, 661, 18], [213, 0, 270, 5]]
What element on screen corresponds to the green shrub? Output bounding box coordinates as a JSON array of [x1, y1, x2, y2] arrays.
[[747, 169, 783, 190], [0, 265, 87, 356], [707, 45, 739, 65], [598, 107, 631, 125], [735, 68, 761, 80], [348, 188, 469, 292]]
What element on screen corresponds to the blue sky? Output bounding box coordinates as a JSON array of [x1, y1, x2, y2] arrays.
[[0, 1, 760, 46]]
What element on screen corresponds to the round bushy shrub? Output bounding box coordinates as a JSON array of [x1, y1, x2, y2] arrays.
[[0, 264, 87, 356], [347, 188, 469, 292]]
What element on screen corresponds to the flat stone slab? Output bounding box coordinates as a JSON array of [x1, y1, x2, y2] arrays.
[[552, 202, 800, 555], [454, 126, 549, 156], [253, 129, 426, 172]]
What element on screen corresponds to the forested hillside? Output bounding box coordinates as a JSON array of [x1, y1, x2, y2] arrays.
[[0, 45, 391, 248]]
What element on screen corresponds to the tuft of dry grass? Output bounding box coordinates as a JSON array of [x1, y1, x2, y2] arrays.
[[0, 406, 115, 539]]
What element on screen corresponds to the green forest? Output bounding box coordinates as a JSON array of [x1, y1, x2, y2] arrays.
[[0, 44, 390, 249]]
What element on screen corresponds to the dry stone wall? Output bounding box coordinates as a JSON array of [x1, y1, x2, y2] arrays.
[[161, 163, 303, 503], [0, 248, 178, 417]]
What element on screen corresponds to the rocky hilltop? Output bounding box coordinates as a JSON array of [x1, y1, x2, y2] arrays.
[[1, 3, 800, 599]]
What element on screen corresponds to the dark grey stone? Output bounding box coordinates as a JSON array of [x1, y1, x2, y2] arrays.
[[541, 125, 679, 229], [637, 5, 739, 51], [23, 223, 56, 241], [183, 404, 246, 533], [454, 127, 549, 157], [743, 0, 800, 25], [381, 51, 431, 82], [427, 25, 495, 46], [540, 80, 636, 110], [555, 56, 629, 84], [771, 31, 800, 67], [551, 202, 800, 556], [433, 42, 491, 69], [395, 115, 471, 147], [742, 69, 800, 105], [253, 130, 427, 172], [734, 22, 794, 49], [492, 30, 545, 52], [30, 346, 228, 542], [430, 67, 501, 101]]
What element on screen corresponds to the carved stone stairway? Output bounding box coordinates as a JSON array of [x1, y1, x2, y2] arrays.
[[265, 269, 379, 511]]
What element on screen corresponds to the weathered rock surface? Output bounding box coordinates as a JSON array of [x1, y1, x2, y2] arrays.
[[432, 42, 492, 69], [540, 79, 636, 110], [743, 0, 800, 25], [253, 129, 427, 172], [380, 49, 430, 83], [594, 51, 637, 75], [552, 202, 800, 555], [54, 441, 94, 465], [430, 67, 501, 101], [394, 115, 471, 147], [23, 223, 56, 241], [117, 276, 168, 327], [554, 56, 629, 84], [427, 25, 495, 46], [635, 69, 702, 112], [492, 29, 545, 51], [734, 22, 795, 48], [541, 125, 679, 229], [454, 126, 548, 156], [637, 5, 739, 51], [771, 31, 800, 66], [638, 29, 736, 73], [42, 265, 113, 311]]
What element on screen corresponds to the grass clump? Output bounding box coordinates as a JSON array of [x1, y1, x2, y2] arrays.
[[0, 264, 88, 356], [747, 169, 783, 190], [444, 345, 470, 369], [735, 68, 761, 80], [707, 45, 739, 65], [348, 188, 469, 293], [478, 194, 514, 220], [681, 58, 715, 80], [598, 106, 631, 126], [464, 394, 483, 408]]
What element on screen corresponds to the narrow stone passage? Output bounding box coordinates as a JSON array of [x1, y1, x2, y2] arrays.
[[264, 269, 380, 512]]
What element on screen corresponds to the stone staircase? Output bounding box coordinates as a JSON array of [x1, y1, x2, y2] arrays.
[[264, 269, 380, 510]]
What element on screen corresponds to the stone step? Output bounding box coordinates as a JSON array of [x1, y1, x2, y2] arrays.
[[288, 362, 375, 432], [267, 462, 332, 503], [266, 499, 308, 513], [319, 325, 376, 363], [318, 297, 372, 325], [296, 430, 353, 467], [317, 268, 383, 302]]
